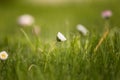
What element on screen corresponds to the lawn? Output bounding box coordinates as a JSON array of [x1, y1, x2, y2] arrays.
[[0, 0, 120, 80]]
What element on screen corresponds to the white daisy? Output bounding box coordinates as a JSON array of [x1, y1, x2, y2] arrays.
[[18, 14, 35, 27], [0, 51, 8, 60], [57, 32, 67, 42], [76, 24, 89, 36]]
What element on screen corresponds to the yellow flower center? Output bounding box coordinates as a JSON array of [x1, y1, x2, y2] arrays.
[[1, 54, 6, 58]]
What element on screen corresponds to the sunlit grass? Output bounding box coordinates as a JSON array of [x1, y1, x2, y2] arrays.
[[0, 26, 120, 80], [0, 0, 120, 80]]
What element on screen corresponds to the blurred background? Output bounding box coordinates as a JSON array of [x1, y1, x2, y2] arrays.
[[0, 0, 119, 40]]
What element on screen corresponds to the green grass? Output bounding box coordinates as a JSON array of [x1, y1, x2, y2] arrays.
[[0, 27, 120, 80], [0, 0, 120, 80]]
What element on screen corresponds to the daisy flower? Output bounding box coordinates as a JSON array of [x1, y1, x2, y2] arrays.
[[76, 24, 89, 36], [18, 14, 35, 27], [56, 32, 67, 42], [102, 10, 112, 19], [0, 51, 8, 60]]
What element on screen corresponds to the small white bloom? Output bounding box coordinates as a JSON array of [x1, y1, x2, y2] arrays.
[[76, 24, 89, 36], [57, 32, 67, 42], [18, 14, 35, 27], [0, 51, 8, 60]]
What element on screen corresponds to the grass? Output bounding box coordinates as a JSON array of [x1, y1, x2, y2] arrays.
[[0, 27, 120, 80], [0, 0, 120, 80]]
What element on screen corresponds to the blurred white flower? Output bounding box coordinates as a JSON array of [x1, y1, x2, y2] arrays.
[[32, 25, 40, 36], [0, 51, 8, 60], [57, 32, 67, 42], [76, 24, 89, 36], [18, 14, 35, 27], [102, 10, 112, 19]]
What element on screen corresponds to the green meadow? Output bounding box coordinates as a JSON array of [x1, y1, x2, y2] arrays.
[[0, 0, 120, 80]]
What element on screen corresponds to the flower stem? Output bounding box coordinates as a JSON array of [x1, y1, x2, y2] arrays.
[[94, 21, 109, 52], [20, 28, 35, 51]]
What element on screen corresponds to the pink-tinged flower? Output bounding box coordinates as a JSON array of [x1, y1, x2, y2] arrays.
[[18, 14, 35, 27], [102, 10, 112, 19]]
